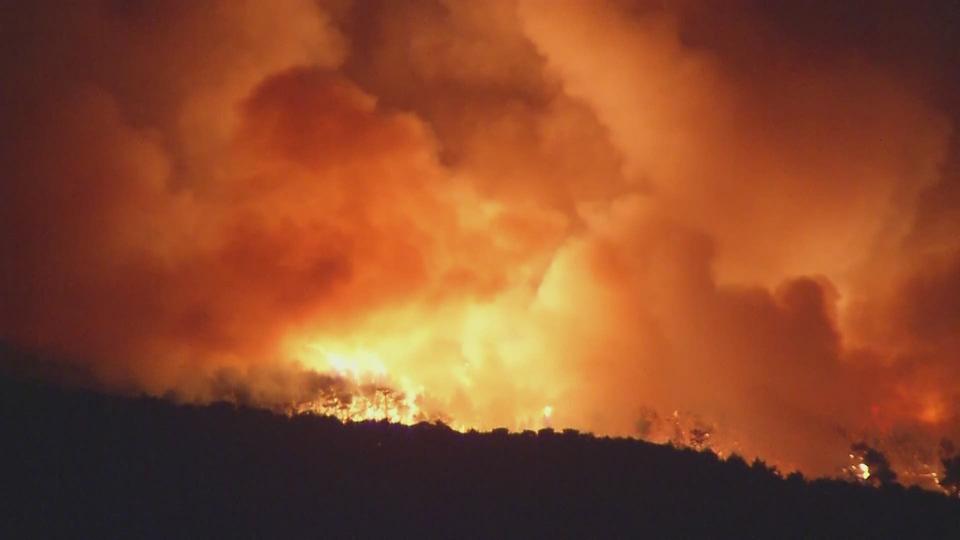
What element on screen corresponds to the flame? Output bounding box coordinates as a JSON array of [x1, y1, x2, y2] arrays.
[[278, 304, 567, 435], [276, 283, 569, 433], [292, 385, 422, 424], [290, 344, 425, 424], [846, 454, 872, 481], [543, 405, 554, 419]]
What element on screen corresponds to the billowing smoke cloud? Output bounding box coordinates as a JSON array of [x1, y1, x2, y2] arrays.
[[2, 0, 959, 480]]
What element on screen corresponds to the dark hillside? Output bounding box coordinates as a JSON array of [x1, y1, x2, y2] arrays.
[[1, 373, 958, 538]]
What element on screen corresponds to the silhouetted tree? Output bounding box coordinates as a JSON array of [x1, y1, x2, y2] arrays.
[[941, 455, 960, 497], [726, 453, 749, 471], [751, 458, 778, 477], [786, 471, 805, 485], [851, 442, 897, 487], [940, 439, 960, 497]]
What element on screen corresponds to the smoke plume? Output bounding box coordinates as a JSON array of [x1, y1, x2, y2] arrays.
[[2, 0, 959, 479]]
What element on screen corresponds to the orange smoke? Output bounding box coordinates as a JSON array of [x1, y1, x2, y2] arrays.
[[2, 0, 959, 480]]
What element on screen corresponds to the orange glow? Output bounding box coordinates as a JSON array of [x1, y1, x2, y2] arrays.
[[918, 395, 946, 425], [2, 0, 959, 484]]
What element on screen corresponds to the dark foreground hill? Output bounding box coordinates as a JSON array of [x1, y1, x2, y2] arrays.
[[1, 374, 959, 538]]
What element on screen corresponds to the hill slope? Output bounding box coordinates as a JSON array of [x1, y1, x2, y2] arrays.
[[1, 374, 958, 538]]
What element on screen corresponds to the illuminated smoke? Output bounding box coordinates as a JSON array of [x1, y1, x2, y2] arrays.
[[1, 0, 959, 480]]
